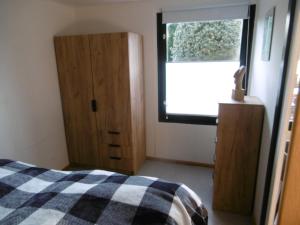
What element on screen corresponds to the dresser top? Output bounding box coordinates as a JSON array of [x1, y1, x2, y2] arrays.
[[219, 96, 264, 106]]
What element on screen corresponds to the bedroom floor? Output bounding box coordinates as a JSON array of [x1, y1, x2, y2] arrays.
[[138, 160, 253, 225]]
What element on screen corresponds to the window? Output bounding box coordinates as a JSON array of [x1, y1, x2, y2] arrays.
[[157, 5, 256, 125]]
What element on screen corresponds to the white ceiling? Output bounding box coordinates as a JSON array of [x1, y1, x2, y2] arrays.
[[51, 0, 144, 6]]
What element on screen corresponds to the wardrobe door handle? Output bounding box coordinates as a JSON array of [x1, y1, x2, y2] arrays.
[[91, 99, 97, 112], [110, 157, 122, 160], [108, 131, 120, 135], [108, 144, 121, 148]]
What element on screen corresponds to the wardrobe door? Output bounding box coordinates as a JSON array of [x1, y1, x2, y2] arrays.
[[90, 33, 132, 149], [90, 33, 133, 172], [54, 36, 99, 167]]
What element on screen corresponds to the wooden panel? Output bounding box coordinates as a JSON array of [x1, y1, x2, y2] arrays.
[[54, 36, 99, 167], [107, 145, 122, 158], [128, 33, 146, 173], [103, 131, 129, 146], [146, 157, 214, 168], [278, 95, 300, 225], [104, 144, 132, 159], [213, 101, 264, 214], [90, 33, 132, 148]]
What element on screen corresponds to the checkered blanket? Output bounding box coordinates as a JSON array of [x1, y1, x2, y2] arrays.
[[0, 159, 208, 225]]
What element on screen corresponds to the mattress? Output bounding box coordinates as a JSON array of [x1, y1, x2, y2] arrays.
[[0, 159, 208, 225]]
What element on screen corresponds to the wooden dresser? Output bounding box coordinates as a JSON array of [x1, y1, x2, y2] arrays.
[[213, 96, 264, 215], [54, 32, 145, 174]]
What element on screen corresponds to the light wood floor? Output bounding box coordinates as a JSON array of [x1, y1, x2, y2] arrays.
[[138, 160, 253, 225]]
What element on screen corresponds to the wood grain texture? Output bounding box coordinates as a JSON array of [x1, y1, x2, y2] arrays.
[[128, 33, 146, 173], [213, 97, 264, 214], [55, 33, 145, 174], [90, 33, 132, 148], [90, 32, 145, 174], [278, 95, 300, 225], [54, 36, 99, 167]]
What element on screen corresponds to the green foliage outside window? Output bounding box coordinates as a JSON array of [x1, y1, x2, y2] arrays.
[[167, 20, 242, 62]]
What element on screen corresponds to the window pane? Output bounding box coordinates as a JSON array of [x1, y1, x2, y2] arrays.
[[167, 20, 243, 62], [166, 19, 243, 116], [166, 61, 240, 116]]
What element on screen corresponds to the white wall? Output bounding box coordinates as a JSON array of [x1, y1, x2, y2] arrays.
[[266, 1, 300, 222], [248, 0, 289, 223], [0, 0, 76, 169], [72, 0, 254, 164]]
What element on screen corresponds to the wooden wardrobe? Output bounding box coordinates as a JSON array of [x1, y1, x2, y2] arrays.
[[54, 32, 145, 174]]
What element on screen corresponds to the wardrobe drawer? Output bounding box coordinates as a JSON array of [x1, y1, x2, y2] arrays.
[[103, 130, 131, 146], [104, 144, 132, 159], [101, 145, 132, 172], [103, 156, 133, 172], [107, 144, 122, 158]]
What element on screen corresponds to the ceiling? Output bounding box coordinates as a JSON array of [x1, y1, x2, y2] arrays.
[[51, 0, 144, 6]]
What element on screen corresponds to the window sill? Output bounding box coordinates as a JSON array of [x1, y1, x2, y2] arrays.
[[159, 114, 217, 125]]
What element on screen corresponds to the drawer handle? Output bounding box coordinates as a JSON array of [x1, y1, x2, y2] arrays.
[[108, 144, 121, 148], [110, 156, 122, 160], [108, 131, 120, 135]]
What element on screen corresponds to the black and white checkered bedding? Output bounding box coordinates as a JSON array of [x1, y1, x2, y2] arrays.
[[0, 159, 208, 225]]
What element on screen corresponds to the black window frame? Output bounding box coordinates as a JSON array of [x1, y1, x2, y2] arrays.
[[157, 5, 256, 125]]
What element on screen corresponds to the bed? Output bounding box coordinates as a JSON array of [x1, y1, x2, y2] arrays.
[[0, 159, 208, 225]]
